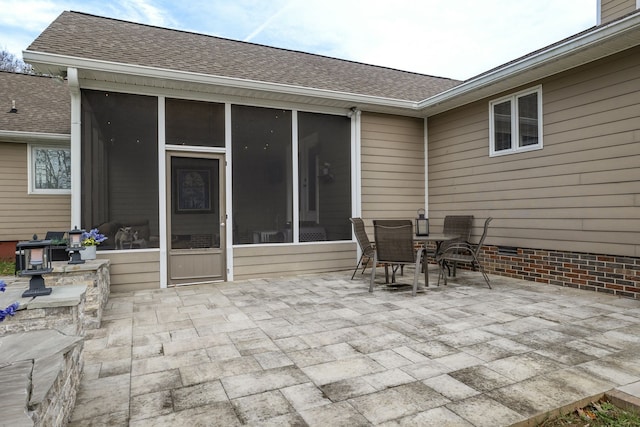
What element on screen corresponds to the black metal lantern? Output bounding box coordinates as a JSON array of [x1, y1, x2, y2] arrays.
[[415, 208, 429, 236], [17, 234, 53, 297], [66, 226, 85, 265]]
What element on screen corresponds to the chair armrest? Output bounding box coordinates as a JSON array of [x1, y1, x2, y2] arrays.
[[436, 243, 475, 259]]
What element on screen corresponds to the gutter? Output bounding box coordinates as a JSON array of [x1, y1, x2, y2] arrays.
[[22, 51, 419, 111], [0, 130, 70, 143]]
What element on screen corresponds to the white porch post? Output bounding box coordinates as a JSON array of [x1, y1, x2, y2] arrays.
[[225, 103, 234, 281], [67, 67, 81, 228], [351, 109, 362, 219], [158, 96, 167, 288]]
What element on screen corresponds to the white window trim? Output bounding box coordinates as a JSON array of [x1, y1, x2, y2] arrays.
[[489, 85, 543, 157], [28, 143, 72, 195]]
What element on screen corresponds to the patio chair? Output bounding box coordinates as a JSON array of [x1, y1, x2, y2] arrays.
[[45, 231, 69, 261], [370, 220, 424, 296], [436, 217, 493, 289], [349, 218, 376, 279], [440, 215, 474, 276]]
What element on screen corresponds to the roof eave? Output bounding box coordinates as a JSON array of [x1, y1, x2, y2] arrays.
[[418, 11, 640, 116], [22, 50, 421, 116], [23, 11, 640, 118], [0, 130, 70, 143]]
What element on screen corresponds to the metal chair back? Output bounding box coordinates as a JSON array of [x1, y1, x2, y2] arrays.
[[437, 217, 493, 288], [349, 218, 374, 257], [370, 219, 424, 296], [443, 215, 474, 241], [473, 217, 493, 258], [373, 220, 414, 263], [349, 218, 376, 279]]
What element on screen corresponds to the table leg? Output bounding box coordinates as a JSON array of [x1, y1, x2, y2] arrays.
[[424, 259, 429, 287]]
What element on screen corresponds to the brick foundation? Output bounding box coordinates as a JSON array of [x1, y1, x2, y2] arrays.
[[0, 240, 17, 260], [478, 246, 640, 299]]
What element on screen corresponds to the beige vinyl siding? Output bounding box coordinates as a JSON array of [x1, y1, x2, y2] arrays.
[[600, 0, 637, 24], [427, 46, 640, 257], [99, 250, 160, 292], [232, 242, 355, 280], [360, 113, 425, 225], [0, 142, 71, 241]]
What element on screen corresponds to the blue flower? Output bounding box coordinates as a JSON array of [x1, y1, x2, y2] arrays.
[[4, 302, 19, 315], [0, 280, 6, 292], [81, 228, 108, 246], [0, 302, 19, 322]]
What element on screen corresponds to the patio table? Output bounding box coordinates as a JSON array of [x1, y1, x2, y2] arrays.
[[414, 234, 459, 287]]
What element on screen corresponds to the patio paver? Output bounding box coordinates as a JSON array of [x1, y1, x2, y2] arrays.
[[68, 269, 640, 426]]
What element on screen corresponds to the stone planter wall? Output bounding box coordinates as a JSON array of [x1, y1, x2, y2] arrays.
[[0, 260, 111, 426], [35, 337, 84, 427], [46, 259, 111, 329], [0, 283, 87, 337], [0, 330, 83, 427]]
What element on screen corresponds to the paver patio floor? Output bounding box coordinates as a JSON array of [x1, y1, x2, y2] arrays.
[[68, 269, 640, 426]]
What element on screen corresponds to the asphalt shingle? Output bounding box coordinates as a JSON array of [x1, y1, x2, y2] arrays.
[[27, 11, 461, 102], [0, 71, 70, 134]]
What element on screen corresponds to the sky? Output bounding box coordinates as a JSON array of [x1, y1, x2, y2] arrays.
[[0, 0, 597, 81]]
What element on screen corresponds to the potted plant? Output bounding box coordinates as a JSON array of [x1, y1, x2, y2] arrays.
[[81, 228, 107, 260]]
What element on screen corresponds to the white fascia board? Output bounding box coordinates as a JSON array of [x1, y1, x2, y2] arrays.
[[23, 50, 418, 110], [418, 12, 640, 111], [0, 130, 70, 144]]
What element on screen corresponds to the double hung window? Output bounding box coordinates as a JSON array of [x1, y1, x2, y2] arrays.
[[489, 86, 543, 156]]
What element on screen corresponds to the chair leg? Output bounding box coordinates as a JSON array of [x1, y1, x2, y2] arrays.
[[470, 253, 491, 289], [369, 253, 378, 293], [360, 257, 371, 275], [392, 264, 402, 283], [478, 263, 491, 289], [412, 248, 423, 296], [437, 261, 448, 286], [351, 253, 366, 279], [440, 260, 452, 277]]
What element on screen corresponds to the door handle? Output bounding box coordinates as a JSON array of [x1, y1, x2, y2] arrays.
[[220, 223, 225, 227]]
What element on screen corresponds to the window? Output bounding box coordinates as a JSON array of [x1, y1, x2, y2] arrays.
[[489, 86, 543, 156], [30, 145, 71, 194]]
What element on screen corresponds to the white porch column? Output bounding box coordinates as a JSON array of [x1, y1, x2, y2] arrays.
[[351, 108, 362, 218], [67, 67, 81, 228]]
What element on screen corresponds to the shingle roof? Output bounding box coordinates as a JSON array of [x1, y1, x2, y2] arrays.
[[0, 71, 70, 135], [27, 11, 461, 102]]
